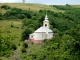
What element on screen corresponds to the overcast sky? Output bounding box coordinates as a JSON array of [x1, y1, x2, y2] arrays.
[[0, 0, 80, 5]]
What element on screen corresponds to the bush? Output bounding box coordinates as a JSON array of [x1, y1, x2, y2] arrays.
[[21, 47, 26, 53], [11, 24, 14, 27], [0, 17, 3, 20], [23, 42, 28, 48], [10, 22, 14, 27], [12, 44, 17, 50], [0, 13, 3, 20], [18, 43, 20, 46], [21, 27, 33, 41], [0, 59, 2, 60], [1, 5, 10, 10]]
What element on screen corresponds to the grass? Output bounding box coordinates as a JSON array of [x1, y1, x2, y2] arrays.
[[0, 3, 64, 13], [0, 20, 22, 45], [0, 20, 23, 60], [0, 20, 43, 60], [72, 5, 80, 8], [0, 3, 80, 14]]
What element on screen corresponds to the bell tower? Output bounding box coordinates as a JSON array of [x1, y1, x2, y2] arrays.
[[43, 14, 49, 28]]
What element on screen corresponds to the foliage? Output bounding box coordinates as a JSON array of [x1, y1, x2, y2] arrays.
[[10, 22, 14, 27], [3, 7, 32, 19], [0, 13, 3, 20], [20, 5, 80, 60], [12, 44, 17, 50], [21, 27, 34, 40], [0, 30, 17, 57], [1, 4, 10, 10], [0, 4, 80, 60], [21, 47, 26, 53], [23, 42, 28, 48], [22, 0, 25, 3], [53, 5, 72, 10]]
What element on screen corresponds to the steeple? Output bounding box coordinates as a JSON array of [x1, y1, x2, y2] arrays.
[[43, 14, 49, 28], [45, 14, 48, 20]]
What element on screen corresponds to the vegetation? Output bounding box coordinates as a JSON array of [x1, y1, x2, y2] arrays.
[[0, 4, 80, 60], [1, 5, 11, 10], [0, 29, 17, 57], [22, 0, 25, 3]]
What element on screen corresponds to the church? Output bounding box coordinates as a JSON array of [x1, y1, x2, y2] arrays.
[[29, 14, 54, 43]]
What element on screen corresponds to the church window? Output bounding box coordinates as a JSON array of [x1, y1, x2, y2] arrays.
[[42, 34, 43, 38], [45, 24, 47, 27], [31, 36, 33, 38]]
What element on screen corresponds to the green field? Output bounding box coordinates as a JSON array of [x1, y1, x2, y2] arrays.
[[0, 20, 22, 60], [0, 20, 22, 45]]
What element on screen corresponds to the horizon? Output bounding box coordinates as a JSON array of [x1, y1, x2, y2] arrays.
[[0, 0, 80, 5]]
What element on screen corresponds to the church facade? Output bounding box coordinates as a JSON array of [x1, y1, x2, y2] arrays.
[[29, 14, 54, 43]]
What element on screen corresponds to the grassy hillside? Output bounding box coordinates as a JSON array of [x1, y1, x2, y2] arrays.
[[0, 3, 64, 13], [0, 3, 80, 14], [0, 20, 22, 60], [0, 3, 80, 15], [0, 20, 22, 45], [72, 5, 80, 8]]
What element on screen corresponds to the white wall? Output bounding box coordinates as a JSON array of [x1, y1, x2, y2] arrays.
[[33, 32, 53, 40], [47, 32, 53, 39], [33, 32, 46, 40]]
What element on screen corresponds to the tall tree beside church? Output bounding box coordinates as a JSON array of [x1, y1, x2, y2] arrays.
[[22, 0, 25, 3]]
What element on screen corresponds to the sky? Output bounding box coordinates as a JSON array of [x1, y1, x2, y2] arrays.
[[0, 0, 80, 5]]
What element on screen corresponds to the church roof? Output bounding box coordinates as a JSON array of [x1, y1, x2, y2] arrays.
[[35, 26, 53, 33]]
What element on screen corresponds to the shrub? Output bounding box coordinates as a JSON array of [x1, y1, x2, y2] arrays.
[[0, 13, 3, 20], [23, 42, 28, 48], [12, 44, 17, 50], [21, 47, 26, 53], [18, 43, 20, 46], [0, 17, 3, 20], [21, 27, 33, 41], [1, 5, 10, 10], [0, 59, 2, 60], [10, 22, 14, 27]]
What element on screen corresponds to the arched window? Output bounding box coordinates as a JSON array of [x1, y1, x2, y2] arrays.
[[31, 36, 33, 38], [45, 24, 47, 27], [42, 34, 43, 38]]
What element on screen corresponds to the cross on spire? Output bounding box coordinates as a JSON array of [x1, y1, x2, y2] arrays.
[[45, 10, 48, 20]]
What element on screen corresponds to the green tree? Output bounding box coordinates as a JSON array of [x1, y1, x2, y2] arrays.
[[21, 27, 33, 40], [22, 0, 25, 3], [23, 42, 28, 48], [0, 13, 2, 20], [0, 30, 17, 57], [1, 4, 10, 10]]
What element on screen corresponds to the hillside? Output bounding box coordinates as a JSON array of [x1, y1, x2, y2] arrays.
[[0, 3, 64, 13], [0, 3, 80, 60]]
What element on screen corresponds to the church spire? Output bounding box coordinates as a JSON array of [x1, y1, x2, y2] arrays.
[[45, 14, 48, 20], [43, 13, 49, 28], [45, 11, 48, 20]]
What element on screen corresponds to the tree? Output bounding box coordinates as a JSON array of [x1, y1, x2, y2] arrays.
[[66, 4, 71, 6], [0, 29, 17, 57], [0, 13, 2, 20], [23, 42, 28, 48], [1, 4, 10, 10], [22, 0, 25, 3], [21, 27, 33, 41]]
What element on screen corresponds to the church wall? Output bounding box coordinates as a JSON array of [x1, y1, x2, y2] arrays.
[[43, 21, 49, 28], [47, 32, 53, 39], [33, 32, 46, 40]]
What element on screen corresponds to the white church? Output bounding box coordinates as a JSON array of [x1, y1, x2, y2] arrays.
[[29, 14, 54, 43]]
